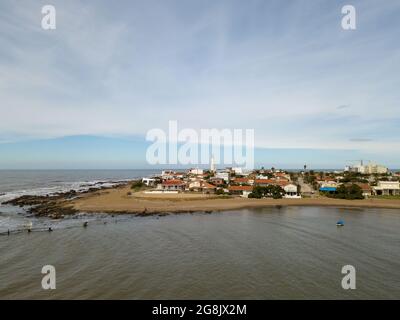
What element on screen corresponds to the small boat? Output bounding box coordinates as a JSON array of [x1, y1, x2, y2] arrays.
[[336, 220, 344, 227]]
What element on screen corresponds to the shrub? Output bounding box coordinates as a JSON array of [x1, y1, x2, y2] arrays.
[[327, 184, 363, 200], [248, 185, 284, 199], [131, 181, 145, 190]]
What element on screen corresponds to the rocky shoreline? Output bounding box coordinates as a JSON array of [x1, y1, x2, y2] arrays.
[[1, 182, 221, 219], [1, 183, 129, 219], [3, 181, 400, 220]]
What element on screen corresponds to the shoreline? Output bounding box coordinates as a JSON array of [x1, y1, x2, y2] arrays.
[[3, 183, 400, 219], [70, 185, 400, 215], [73, 198, 400, 215]]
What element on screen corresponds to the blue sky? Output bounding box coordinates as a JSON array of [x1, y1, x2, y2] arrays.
[[0, 0, 399, 169]]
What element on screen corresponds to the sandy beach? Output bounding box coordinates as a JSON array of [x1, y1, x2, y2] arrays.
[[69, 185, 400, 214]]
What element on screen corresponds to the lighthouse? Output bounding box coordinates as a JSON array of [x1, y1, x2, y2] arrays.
[[210, 155, 216, 172]]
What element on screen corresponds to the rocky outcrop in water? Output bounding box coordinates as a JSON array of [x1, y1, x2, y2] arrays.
[[2, 192, 78, 219], [1, 182, 132, 219]]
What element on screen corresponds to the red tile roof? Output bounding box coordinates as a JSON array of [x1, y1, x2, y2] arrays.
[[202, 182, 216, 189], [162, 180, 186, 186], [354, 183, 372, 191], [255, 179, 289, 187], [228, 185, 253, 191], [255, 179, 275, 184]]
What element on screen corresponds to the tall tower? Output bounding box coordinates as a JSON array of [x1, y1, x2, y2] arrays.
[[210, 155, 216, 172]]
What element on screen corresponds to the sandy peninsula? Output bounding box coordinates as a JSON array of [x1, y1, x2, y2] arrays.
[[69, 185, 400, 214]]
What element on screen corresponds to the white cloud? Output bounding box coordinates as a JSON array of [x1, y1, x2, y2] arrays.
[[0, 0, 399, 158]]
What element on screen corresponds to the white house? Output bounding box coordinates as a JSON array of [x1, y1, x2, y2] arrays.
[[142, 177, 157, 186], [187, 179, 202, 191], [283, 184, 301, 198], [231, 167, 243, 175], [189, 168, 203, 175], [373, 181, 400, 196], [159, 180, 186, 191], [216, 171, 230, 182], [161, 170, 175, 179]]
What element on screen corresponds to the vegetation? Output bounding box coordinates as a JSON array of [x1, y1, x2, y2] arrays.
[[325, 184, 364, 200], [339, 172, 369, 183], [131, 181, 146, 191], [303, 172, 317, 190], [289, 173, 298, 183], [248, 185, 285, 199]]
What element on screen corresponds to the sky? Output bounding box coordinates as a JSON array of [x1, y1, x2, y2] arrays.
[[0, 0, 399, 169]]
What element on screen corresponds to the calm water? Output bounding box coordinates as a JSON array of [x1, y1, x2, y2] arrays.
[[1, 207, 399, 299]]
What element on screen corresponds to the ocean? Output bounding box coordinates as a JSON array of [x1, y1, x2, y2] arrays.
[[0, 169, 158, 234], [0, 170, 399, 299]]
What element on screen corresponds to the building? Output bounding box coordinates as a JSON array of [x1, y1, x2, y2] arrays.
[[318, 181, 339, 189], [202, 182, 217, 193], [232, 177, 253, 185], [373, 181, 400, 196], [319, 186, 337, 193], [187, 180, 217, 193], [189, 168, 203, 175], [161, 170, 186, 179], [228, 185, 253, 197], [187, 179, 202, 191], [161, 170, 175, 179], [231, 167, 243, 175], [209, 177, 225, 186], [254, 179, 275, 187], [159, 180, 186, 191], [275, 172, 291, 180], [215, 171, 230, 182], [345, 162, 388, 174], [254, 179, 289, 187], [360, 163, 388, 174], [142, 177, 157, 186], [283, 184, 300, 198], [353, 183, 372, 198], [210, 156, 216, 172]]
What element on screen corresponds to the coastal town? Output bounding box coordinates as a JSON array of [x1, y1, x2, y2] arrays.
[[140, 160, 400, 200], [2, 160, 400, 222]]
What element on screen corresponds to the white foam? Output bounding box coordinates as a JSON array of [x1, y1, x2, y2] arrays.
[[0, 180, 127, 205]]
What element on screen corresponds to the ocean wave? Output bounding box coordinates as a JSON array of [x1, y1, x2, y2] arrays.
[[0, 179, 129, 205]]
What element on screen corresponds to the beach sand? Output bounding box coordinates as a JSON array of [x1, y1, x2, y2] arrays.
[[70, 185, 400, 214]]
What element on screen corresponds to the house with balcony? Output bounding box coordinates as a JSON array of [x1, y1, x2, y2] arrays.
[[373, 181, 400, 196]]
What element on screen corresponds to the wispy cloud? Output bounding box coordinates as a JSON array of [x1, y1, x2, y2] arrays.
[[0, 0, 399, 166], [349, 138, 373, 142]]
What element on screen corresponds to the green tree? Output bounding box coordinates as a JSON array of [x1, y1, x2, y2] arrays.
[[326, 184, 363, 200]]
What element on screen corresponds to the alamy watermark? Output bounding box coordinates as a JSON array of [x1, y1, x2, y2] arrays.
[[41, 5, 56, 30], [146, 121, 255, 170], [41, 265, 56, 290], [341, 5, 356, 30], [39, 4, 356, 31], [341, 265, 356, 290]]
